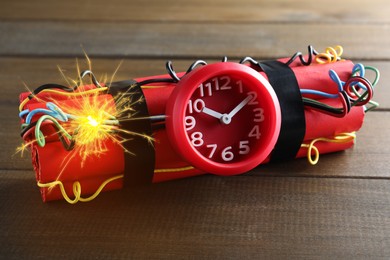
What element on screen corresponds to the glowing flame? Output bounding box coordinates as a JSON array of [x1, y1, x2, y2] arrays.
[[87, 116, 99, 127], [18, 56, 154, 180]]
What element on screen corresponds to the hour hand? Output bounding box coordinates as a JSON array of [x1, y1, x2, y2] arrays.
[[201, 107, 223, 119]]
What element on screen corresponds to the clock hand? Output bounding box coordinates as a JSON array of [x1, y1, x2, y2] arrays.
[[227, 95, 252, 119], [201, 107, 224, 119]]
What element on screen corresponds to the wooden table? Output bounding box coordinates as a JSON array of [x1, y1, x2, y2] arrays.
[[1, 1, 389, 258]]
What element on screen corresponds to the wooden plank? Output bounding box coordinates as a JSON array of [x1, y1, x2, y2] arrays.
[[1, 58, 389, 178], [0, 0, 389, 24], [1, 170, 390, 258], [0, 21, 390, 59]]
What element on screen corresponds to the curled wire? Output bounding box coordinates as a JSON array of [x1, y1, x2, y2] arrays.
[[32, 70, 102, 97], [137, 59, 209, 86], [302, 64, 375, 117], [285, 45, 319, 66], [239, 56, 259, 67], [186, 60, 208, 74], [165, 61, 181, 82], [315, 45, 343, 64]]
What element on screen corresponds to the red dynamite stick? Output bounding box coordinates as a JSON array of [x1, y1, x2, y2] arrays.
[[20, 59, 366, 202]]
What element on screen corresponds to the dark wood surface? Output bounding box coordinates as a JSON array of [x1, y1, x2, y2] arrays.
[[1, 1, 389, 259]]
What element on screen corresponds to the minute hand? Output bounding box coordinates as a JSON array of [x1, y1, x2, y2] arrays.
[[227, 95, 252, 119]]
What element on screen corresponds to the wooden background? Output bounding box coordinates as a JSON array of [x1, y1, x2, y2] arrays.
[[1, 0, 389, 258]]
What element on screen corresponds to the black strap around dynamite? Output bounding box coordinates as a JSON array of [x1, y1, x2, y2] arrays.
[[108, 80, 155, 187], [258, 61, 306, 162]]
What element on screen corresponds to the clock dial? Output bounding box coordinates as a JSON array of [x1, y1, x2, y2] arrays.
[[166, 62, 281, 175], [185, 75, 265, 164]]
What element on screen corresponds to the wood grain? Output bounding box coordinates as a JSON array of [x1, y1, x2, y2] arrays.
[[1, 170, 389, 258], [1, 21, 390, 59], [1, 0, 390, 258], [0, 0, 388, 24]]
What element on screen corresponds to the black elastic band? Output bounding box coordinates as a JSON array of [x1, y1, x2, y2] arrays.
[[108, 80, 155, 186], [258, 61, 306, 162]]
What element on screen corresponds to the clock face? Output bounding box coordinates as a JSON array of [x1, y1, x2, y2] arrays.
[[166, 62, 281, 175]]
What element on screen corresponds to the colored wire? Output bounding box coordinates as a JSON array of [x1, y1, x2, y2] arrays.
[[351, 65, 380, 111], [154, 166, 195, 173], [19, 70, 106, 112], [19, 87, 109, 112], [22, 102, 69, 124], [34, 115, 72, 147], [302, 91, 350, 118], [300, 89, 339, 99], [37, 174, 124, 204], [285, 45, 319, 66], [315, 45, 343, 64], [301, 132, 356, 165], [302, 63, 375, 117], [37, 163, 196, 204]]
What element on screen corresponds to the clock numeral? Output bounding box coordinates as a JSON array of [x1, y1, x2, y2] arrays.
[[253, 108, 265, 122], [205, 83, 213, 96], [188, 99, 205, 114], [206, 144, 217, 158], [198, 84, 204, 97], [219, 76, 231, 90], [198, 83, 213, 97], [211, 77, 219, 91], [239, 140, 250, 155], [248, 125, 261, 139], [236, 80, 243, 93], [247, 91, 259, 105], [191, 132, 204, 147], [221, 146, 234, 161], [206, 141, 250, 161], [185, 116, 196, 131]]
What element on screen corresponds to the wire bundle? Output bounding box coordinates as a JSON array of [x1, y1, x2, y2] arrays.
[[19, 71, 115, 152]]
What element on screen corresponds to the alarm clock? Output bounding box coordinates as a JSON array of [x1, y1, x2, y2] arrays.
[[165, 62, 282, 175]]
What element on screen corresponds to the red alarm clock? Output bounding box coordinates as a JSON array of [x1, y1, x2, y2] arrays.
[[165, 62, 282, 175]]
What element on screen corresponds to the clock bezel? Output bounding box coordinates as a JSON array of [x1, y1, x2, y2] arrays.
[[165, 62, 281, 175]]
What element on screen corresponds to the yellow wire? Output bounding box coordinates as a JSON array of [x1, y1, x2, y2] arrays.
[[37, 174, 124, 204], [154, 166, 195, 173], [19, 87, 108, 112], [19, 97, 30, 112], [37, 165, 195, 203], [315, 45, 344, 64], [301, 132, 356, 165], [40, 87, 108, 96]]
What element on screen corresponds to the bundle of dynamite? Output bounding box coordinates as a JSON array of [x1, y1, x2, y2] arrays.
[[18, 45, 379, 203]]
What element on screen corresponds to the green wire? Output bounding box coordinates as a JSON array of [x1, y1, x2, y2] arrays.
[[351, 66, 380, 111], [35, 115, 73, 147]]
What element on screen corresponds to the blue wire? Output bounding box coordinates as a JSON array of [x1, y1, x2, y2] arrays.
[[301, 64, 369, 99], [23, 102, 69, 124], [352, 63, 365, 77], [328, 70, 344, 92], [300, 89, 338, 99], [19, 109, 30, 118]]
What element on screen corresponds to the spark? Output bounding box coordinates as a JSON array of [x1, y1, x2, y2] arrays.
[[19, 55, 154, 175], [55, 84, 150, 166], [87, 116, 99, 127], [15, 139, 36, 158]]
